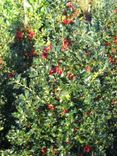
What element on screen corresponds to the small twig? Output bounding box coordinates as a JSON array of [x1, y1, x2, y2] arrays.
[[14, 80, 41, 100], [15, 80, 33, 92]]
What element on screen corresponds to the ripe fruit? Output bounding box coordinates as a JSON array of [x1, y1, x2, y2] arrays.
[[49, 66, 63, 75], [63, 19, 74, 25], [47, 104, 55, 110], [114, 9, 117, 13], [62, 38, 71, 51], [85, 66, 91, 72], [105, 42, 111, 47], [55, 66, 63, 75], [63, 109, 69, 114], [8, 72, 16, 78], [16, 31, 24, 40], [28, 31, 36, 40], [42, 52, 48, 59], [31, 50, 38, 57], [66, 2, 75, 10], [44, 43, 52, 52], [67, 73, 76, 80], [41, 147, 47, 155], [84, 145, 92, 153]]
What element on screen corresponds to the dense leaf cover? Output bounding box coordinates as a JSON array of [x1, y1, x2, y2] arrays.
[[0, 0, 117, 155]]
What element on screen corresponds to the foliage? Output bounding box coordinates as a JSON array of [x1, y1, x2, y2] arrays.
[[0, 0, 117, 156]]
